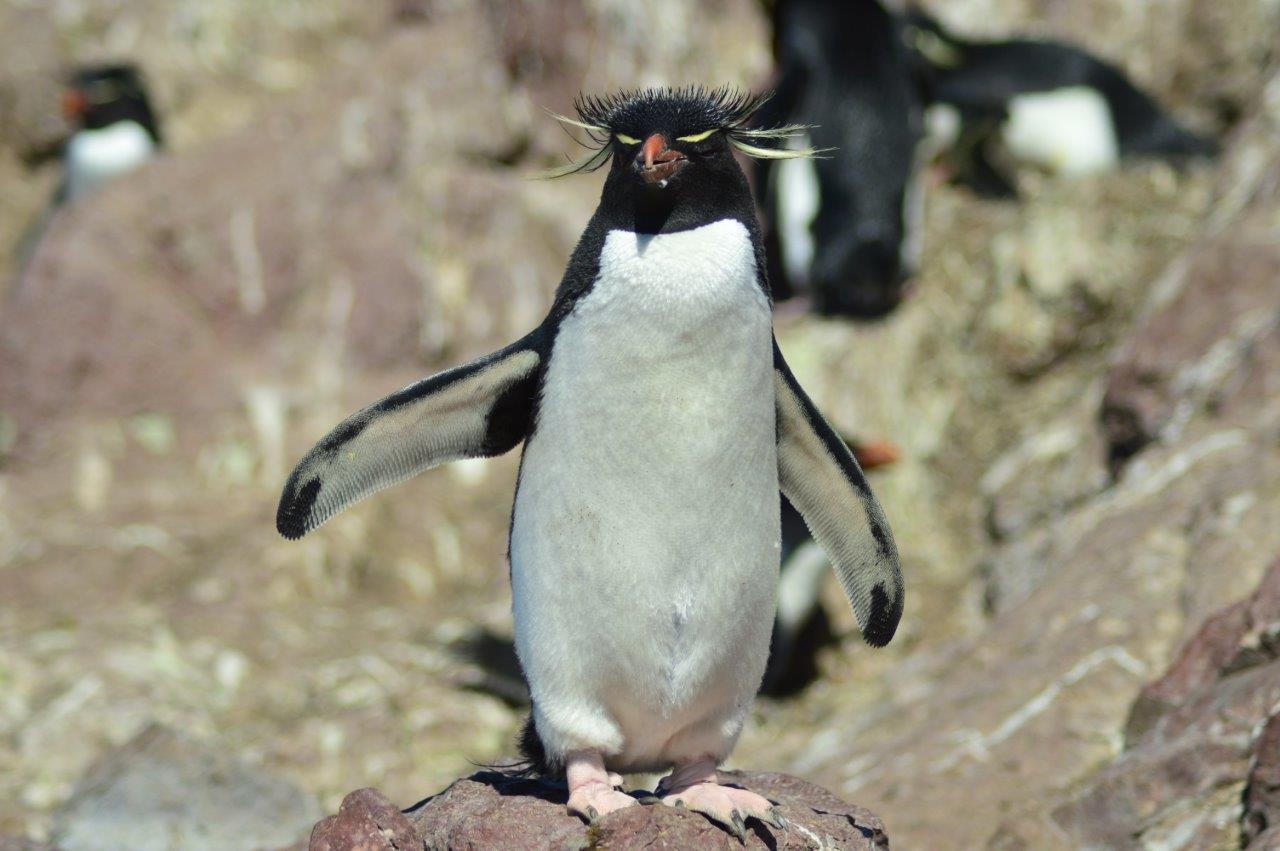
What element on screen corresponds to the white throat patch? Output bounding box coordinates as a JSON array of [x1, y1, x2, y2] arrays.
[[66, 120, 156, 199]]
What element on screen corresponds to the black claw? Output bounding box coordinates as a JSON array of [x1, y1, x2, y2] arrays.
[[764, 807, 788, 830], [673, 799, 686, 809], [585, 805, 599, 824]]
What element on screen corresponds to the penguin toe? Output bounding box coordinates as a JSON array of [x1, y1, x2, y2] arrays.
[[660, 781, 778, 837], [567, 782, 638, 823]]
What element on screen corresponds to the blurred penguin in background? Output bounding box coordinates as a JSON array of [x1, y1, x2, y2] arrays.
[[903, 7, 1218, 197], [755, 0, 926, 319], [60, 63, 163, 201], [13, 63, 162, 285]]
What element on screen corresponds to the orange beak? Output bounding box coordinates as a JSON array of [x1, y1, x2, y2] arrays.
[[641, 133, 665, 168], [637, 133, 687, 186]]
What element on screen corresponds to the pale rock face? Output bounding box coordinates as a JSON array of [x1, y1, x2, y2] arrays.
[[510, 219, 780, 772]]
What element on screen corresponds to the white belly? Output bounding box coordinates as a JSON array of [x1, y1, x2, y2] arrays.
[[1002, 86, 1119, 176], [510, 219, 780, 769], [65, 121, 156, 199]]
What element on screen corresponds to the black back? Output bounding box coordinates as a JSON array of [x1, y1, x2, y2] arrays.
[[757, 0, 924, 319], [903, 10, 1217, 163]]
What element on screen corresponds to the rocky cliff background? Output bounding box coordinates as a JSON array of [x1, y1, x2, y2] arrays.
[[0, 0, 1277, 848]]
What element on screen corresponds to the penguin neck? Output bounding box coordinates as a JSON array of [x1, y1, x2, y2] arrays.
[[597, 181, 759, 237], [82, 99, 161, 146], [632, 191, 679, 235]]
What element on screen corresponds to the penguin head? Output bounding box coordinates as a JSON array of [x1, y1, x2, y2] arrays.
[[63, 63, 161, 143], [899, 8, 965, 98], [551, 87, 814, 232]]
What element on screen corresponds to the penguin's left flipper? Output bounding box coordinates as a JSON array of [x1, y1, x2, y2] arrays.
[[773, 341, 904, 646], [276, 331, 545, 540]]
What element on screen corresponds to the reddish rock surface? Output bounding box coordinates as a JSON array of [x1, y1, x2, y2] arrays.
[[1126, 558, 1280, 740], [307, 789, 416, 851], [1244, 714, 1280, 848], [308, 772, 888, 851], [1100, 106, 1280, 466], [1050, 558, 1280, 849]]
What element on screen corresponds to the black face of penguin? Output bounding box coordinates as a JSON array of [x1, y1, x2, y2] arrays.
[[564, 88, 787, 236], [63, 64, 162, 143]]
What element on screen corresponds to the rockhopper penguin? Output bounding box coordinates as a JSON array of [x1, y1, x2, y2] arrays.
[[276, 87, 903, 836], [60, 63, 162, 201], [14, 63, 161, 286]]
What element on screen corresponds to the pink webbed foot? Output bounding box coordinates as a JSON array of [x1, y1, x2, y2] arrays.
[[565, 751, 637, 823], [658, 759, 786, 841]]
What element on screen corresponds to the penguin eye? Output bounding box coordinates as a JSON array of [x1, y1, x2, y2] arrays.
[[615, 133, 640, 145], [676, 129, 716, 143]]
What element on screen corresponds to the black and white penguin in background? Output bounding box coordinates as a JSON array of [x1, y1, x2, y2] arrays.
[[903, 8, 1218, 197], [13, 64, 162, 283], [754, 0, 926, 319], [277, 87, 904, 836], [59, 63, 163, 200]]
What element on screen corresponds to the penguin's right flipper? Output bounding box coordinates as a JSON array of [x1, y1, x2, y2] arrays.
[[276, 332, 544, 539], [773, 341, 904, 647]]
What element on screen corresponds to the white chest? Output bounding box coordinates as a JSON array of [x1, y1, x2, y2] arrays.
[[1002, 86, 1119, 176], [530, 220, 775, 478], [65, 121, 156, 199]]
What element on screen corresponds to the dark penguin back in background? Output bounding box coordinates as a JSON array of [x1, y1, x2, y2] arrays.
[[756, 0, 924, 319], [903, 8, 1218, 196]]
